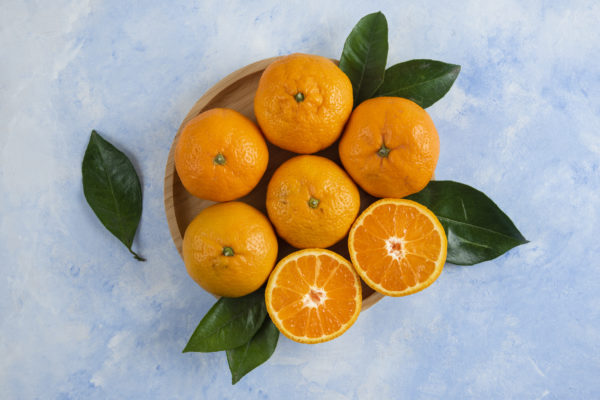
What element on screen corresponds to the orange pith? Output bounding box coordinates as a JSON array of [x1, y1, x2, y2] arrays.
[[348, 199, 447, 297], [265, 249, 362, 344]]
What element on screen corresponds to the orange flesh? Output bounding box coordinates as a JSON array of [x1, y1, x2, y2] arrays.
[[267, 252, 361, 341], [350, 200, 445, 295]]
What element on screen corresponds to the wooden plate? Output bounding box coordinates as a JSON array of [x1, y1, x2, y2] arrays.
[[164, 56, 384, 310]]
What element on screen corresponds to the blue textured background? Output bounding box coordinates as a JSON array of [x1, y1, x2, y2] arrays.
[[1, 1, 599, 399]]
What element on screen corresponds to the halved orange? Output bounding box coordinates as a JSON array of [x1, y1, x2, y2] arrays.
[[265, 249, 362, 344], [348, 199, 447, 297]]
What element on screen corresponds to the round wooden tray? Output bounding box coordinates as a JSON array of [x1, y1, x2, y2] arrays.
[[164, 56, 384, 310]]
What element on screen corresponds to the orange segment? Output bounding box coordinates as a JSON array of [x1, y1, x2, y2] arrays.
[[265, 249, 362, 344], [348, 199, 447, 297]]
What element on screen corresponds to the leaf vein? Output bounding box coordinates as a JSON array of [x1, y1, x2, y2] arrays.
[[94, 139, 127, 244], [194, 301, 263, 345], [378, 71, 456, 95], [437, 216, 525, 244]]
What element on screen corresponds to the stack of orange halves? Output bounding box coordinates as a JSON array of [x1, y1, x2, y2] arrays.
[[175, 53, 448, 344]]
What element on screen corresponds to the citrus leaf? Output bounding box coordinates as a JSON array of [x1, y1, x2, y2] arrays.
[[82, 130, 144, 261], [375, 60, 461, 108], [339, 11, 388, 106], [226, 317, 279, 384], [183, 290, 267, 353], [406, 181, 528, 265]]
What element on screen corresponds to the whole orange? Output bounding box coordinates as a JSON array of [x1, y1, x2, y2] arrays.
[[182, 202, 278, 298], [266, 155, 360, 249], [175, 108, 268, 202], [254, 53, 353, 154], [339, 97, 439, 198]]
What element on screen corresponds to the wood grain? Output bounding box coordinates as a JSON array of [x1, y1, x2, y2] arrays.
[[164, 57, 384, 310]]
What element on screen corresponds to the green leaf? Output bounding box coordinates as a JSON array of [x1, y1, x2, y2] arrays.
[[183, 290, 267, 353], [375, 60, 461, 108], [226, 317, 279, 384], [339, 11, 389, 106], [82, 130, 145, 261], [406, 181, 528, 265]]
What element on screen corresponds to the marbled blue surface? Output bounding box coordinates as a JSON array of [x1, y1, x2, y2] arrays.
[[1, 1, 599, 399]]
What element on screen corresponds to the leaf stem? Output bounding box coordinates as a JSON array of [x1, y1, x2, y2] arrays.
[[377, 143, 391, 158], [222, 246, 234, 257], [308, 197, 320, 209], [128, 247, 146, 261]]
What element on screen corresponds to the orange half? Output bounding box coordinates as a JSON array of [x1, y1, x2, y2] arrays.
[[348, 199, 447, 297], [265, 249, 362, 344]]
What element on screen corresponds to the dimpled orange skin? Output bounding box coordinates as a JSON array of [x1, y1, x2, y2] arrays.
[[339, 97, 440, 198], [182, 202, 278, 298], [254, 53, 353, 154], [266, 155, 360, 249], [174, 108, 268, 202]]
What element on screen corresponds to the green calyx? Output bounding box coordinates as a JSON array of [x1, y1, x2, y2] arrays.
[[377, 143, 391, 158], [222, 246, 234, 257], [214, 153, 226, 165], [308, 197, 320, 209], [294, 92, 305, 102]]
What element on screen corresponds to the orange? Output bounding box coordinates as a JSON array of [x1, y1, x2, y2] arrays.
[[175, 108, 268, 202], [266, 155, 360, 249], [254, 53, 353, 154], [265, 249, 362, 344], [348, 199, 447, 297], [339, 97, 439, 198], [182, 202, 278, 298]]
